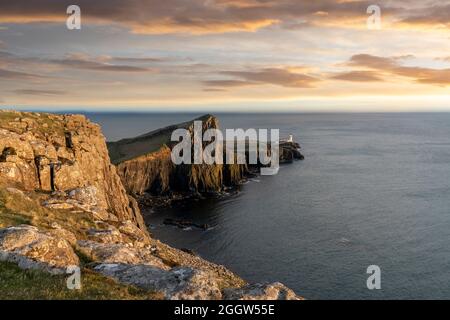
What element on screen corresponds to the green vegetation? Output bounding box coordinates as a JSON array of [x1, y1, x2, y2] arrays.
[[0, 187, 96, 238], [0, 261, 163, 300], [0, 188, 163, 300], [0, 110, 65, 136], [106, 114, 215, 164]]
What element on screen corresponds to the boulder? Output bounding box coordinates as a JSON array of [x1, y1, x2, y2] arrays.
[[95, 264, 222, 300], [223, 282, 303, 300], [87, 225, 124, 244], [0, 225, 79, 274], [76, 240, 168, 269]]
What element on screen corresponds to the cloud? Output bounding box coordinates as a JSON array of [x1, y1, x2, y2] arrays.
[[0, 68, 46, 80], [331, 71, 384, 82], [49, 54, 158, 72], [398, 3, 450, 28], [110, 56, 167, 63], [203, 79, 257, 88], [346, 54, 450, 86], [1, 0, 447, 34], [436, 56, 450, 62], [13, 89, 66, 96], [203, 88, 228, 92], [0, 51, 159, 73], [203, 67, 320, 89], [207, 68, 320, 89]]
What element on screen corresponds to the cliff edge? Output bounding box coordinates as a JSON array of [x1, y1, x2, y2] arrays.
[[108, 114, 247, 196]]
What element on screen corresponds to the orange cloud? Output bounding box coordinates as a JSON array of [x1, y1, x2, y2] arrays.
[[1, 0, 448, 34], [204, 67, 320, 89], [346, 54, 450, 86]]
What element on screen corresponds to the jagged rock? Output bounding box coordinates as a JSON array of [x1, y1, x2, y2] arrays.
[[42, 187, 114, 221], [109, 115, 249, 196], [119, 220, 151, 245], [95, 264, 222, 300], [0, 225, 79, 274], [149, 239, 246, 289], [223, 282, 303, 300], [109, 114, 303, 197], [0, 110, 147, 233], [49, 223, 78, 246], [87, 225, 124, 244], [76, 240, 169, 269]]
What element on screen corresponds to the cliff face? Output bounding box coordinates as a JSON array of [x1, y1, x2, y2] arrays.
[[109, 115, 248, 196], [0, 110, 145, 230]]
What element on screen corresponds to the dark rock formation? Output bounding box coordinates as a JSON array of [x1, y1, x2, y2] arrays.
[[163, 218, 209, 230], [279, 141, 304, 163]]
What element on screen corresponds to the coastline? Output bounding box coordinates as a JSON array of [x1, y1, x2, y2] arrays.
[[0, 109, 303, 300]]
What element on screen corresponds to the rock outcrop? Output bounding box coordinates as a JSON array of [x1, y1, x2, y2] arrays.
[[0, 110, 303, 300], [108, 114, 249, 196], [0, 225, 79, 274], [94, 264, 223, 300], [223, 282, 303, 300], [0, 110, 146, 231]]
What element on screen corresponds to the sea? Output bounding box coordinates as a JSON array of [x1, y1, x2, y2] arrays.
[[88, 112, 450, 299]]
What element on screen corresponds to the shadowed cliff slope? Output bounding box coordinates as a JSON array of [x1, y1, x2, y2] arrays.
[[108, 115, 247, 195]]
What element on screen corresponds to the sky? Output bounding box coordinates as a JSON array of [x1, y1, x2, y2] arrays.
[[0, 0, 449, 112]]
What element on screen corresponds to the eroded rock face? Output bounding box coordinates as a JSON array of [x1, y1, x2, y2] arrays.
[[0, 225, 79, 274], [110, 114, 248, 196], [95, 264, 222, 300], [0, 110, 147, 232], [223, 282, 303, 300]]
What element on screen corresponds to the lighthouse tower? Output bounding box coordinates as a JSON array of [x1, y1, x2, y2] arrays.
[[287, 134, 293, 143]]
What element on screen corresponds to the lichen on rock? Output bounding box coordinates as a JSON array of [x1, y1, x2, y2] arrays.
[[0, 225, 79, 274]]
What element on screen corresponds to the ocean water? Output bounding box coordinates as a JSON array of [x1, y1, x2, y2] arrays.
[[89, 112, 450, 299]]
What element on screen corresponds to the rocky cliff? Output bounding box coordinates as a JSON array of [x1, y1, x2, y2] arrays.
[[108, 114, 248, 196], [0, 110, 145, 230], [0, 110, 302, 300]]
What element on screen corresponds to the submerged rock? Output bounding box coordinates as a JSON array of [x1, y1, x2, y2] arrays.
[[163, 218, 209, 230]]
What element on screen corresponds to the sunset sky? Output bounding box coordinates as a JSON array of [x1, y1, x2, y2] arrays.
[[0, 0, 449, 112]]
